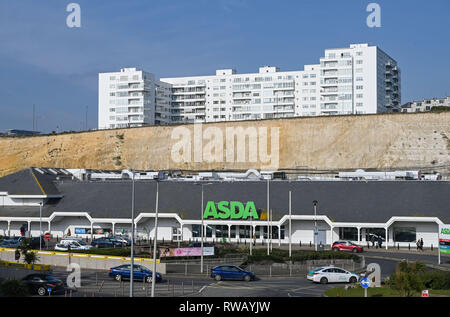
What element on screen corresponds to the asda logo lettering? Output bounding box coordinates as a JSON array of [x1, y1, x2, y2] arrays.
[[203, 201, 259, 220], [441, 228, 450, 235]]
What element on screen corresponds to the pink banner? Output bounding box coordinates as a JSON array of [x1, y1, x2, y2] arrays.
[[159, 247, 215, 257]]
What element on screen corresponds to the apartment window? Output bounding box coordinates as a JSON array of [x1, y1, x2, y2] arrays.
[[356, 51, 363, 56], [310, 74, 316, 78], [356, 60, 363, 64], [109, 76, 116, 80], [356, 77, 363, 82], [355, 68, 363, 73], [303, 74, 309, 79], [120, 76, 128, 81], [356, 85, 363, 90], [356, 94, 363, 98], [220, 79, 226, 82], [356, 102, 363, 107]]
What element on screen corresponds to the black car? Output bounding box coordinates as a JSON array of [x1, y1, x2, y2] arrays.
[[21, 274, 65, 296], [91, 237, 122, 248]]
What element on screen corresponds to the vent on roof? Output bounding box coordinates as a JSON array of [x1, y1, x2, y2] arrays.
[[34, 168, 45, 174]]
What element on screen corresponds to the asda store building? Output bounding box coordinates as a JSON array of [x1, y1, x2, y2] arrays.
[[0, 168, 449, 248]]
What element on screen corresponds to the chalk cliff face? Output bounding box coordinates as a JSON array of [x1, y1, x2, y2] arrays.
[[0, 112, 449, 177]]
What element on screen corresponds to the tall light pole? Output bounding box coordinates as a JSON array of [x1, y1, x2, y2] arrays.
[[194, 182, 212, 274], [130, 171, 135, 297], [266, 179, 270, 255], [313, 200, 318, 251], [201, 184, 205, 274], [39, 202, 43, 251], [151, 181, 159, 297], [289, 191, 292, 258]]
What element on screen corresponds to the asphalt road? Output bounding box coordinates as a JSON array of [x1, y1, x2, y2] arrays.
[[29, 249, 448, 297]]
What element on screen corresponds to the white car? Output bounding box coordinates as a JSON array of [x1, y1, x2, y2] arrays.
[[54, 240, 93, 251], [307, 266, 359, 284]]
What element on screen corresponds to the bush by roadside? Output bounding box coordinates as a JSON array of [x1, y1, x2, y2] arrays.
[[0, 279, 29, 297]]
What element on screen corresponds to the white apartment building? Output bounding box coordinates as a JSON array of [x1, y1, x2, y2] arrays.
[[401, 96, 450, 113], [98, 44, 401, 129]]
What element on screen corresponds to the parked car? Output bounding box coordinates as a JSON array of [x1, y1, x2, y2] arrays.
[[109, 264, 162, 283], [21, 273, 65, 296], [91, 237, 122, 248], [54, 240, 93, 251], [307, 266, 359, 284], [332, 241, 364, 253], [110, 236, 131, 246], [210, 265, 256, 282], [0, 239, 22, 248]]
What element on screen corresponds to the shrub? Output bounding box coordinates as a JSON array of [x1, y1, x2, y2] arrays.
[[420, 270, 450, 289], [0, 279, 29, 297], [23, 251, 39, 265], [388, 261, 426, 297]]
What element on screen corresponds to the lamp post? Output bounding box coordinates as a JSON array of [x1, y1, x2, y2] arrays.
[[151, 181, 159, 297], [39, 202, 43, 251], [195, 182, 212, 274], [266, 179, 270, 255], [130, 170, 135, 297], [313, 200, 318, 251], [289, 191, 292, 258]]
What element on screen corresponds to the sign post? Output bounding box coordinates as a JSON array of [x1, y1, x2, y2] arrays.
[[360, 277, 370, 297], [438, 224, 450, 265], [44, 232, 51, 240]]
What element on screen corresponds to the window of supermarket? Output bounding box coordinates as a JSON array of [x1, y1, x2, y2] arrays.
[[192, 224, 200, 238], [215, 225, 228, 238], [338, 227, 358, 241], [393, 227, 416, 242], [230, 225, 236, 238]]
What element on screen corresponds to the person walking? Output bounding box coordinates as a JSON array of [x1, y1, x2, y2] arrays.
[[377, 236, 382, 249], [416, 239, 421, 251], [420, 238, 424, 251], [371, 235, 375, 248]]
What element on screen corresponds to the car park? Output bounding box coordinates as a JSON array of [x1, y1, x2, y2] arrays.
[[210, 265, 256, 282], [109, 264, 162, 283], [21, 273, 65, 296], [332, 240, 363, 253], [307, 266, 359, 284]]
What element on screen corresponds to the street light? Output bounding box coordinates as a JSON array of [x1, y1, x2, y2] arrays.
[[313, 200, 318, 251], [266, 179, 270, 255], [130, 170, 136, 297], [39, 202, 43, 251], [195, 182, 212, 274], [151, 180, 159, 297]]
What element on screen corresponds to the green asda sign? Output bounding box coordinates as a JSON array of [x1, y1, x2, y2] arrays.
[[203, 201, 259, 220], [441, 228, 450, 235]]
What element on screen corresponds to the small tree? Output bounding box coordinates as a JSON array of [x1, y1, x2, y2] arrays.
[[23, 251, 38, 265], [389, 260, 426, 297], [0, 279, 29, 297], [18, 238, 39, 265]]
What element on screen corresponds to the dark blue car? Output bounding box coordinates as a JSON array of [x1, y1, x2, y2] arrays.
[[210, 265, 256, 282], [109, 264, 162, 283]]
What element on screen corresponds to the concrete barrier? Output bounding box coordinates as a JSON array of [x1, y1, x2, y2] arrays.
[[0, 248, 166, 274]]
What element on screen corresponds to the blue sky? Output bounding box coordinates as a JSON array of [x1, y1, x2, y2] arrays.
[[0, 0, 449, 133]]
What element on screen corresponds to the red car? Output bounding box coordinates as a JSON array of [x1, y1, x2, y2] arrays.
[[332, 241, 363, 253]]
